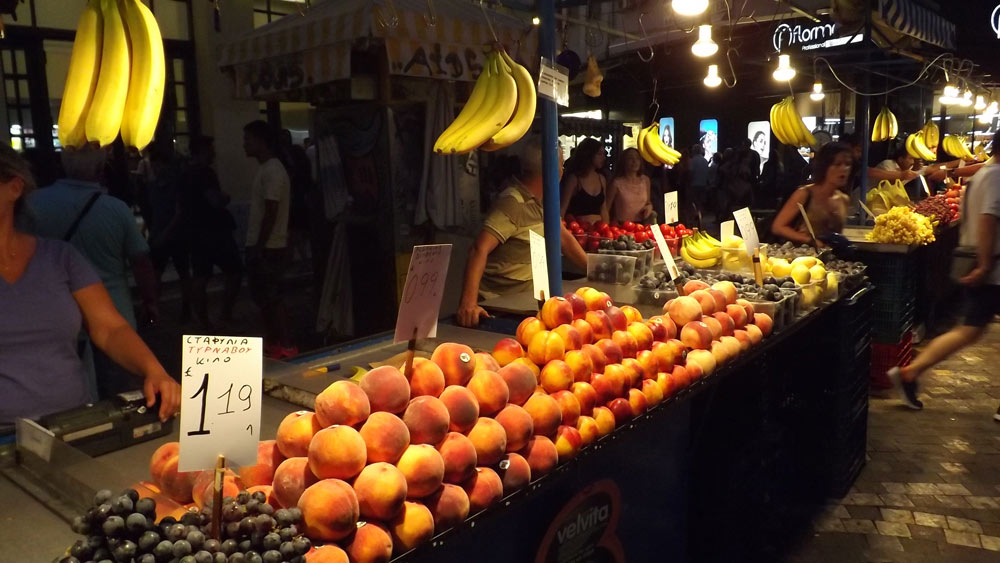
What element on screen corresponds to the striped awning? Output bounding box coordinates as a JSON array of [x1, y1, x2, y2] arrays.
[[877, 0, 954, 50], [219, 0, 534, 100]]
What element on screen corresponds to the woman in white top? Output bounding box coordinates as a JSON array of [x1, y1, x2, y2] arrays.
[[607, 148, 653, 223]]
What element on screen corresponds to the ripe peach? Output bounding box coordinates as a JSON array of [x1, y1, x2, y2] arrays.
[[589, 372, 617, 405], [657, 371, 677, 398], [408, 357, 446, 398], [360, 366, 410, 414], [540, 296, 575, 329], [516, 316, 546, 348], [686, 349, 717, 376], [494, 405, 534, 452], [431, 342, 477, 386], [518, 435, 559, 477], [648, 315, 678, 339], [641, 378, 664, 406], [595, 338, 624, 365], [359, 411, 410, 464], [539, 359, 574, 393], [711, 312, 736, 337], [575, 416, 600, 445], [550, 390, 581, 427], [682, 279, 710, 295], [554, 425, 583, 462], [149, 442, 198, 504], [396, 444, 445, 499], [462, 467, 504, 512], [702, 315, 723, 340], [466, 417, 507, 466], [273, 457, 319, 508], [492, 338, 525, 367], [528, 330, 566, 365], [510, 356, 541, 379], [402, 396, 450, 445], [436, 432, 478, 484], [584, 310, 614, 341], [424, 484, 470, 531], [601, 363, 629, 398], [611, 330, 638, 359], [572, 318, 595, 345], [646, 320, 668, 343], [707, 288, 728, 313], [353, 462, 407, 521], [523, 393, 562, 438], [667, 295, 703, 327], [628, 388, 648, 416], [664, 339, 687, 364], [497, 452, 531, 495], [570, 381, 597, 417], [686, 359, 705, 381], [688, 290, 717, 316], [620, 305, 643, 324], [564, 292, 587, 319], [307, 545, 349, 563], [564, 349, 594, 383], [236, 440, 284, 488], [672, 365, 691, 389], [466, 370, 509, 416], [604, 305, 628, 332], [745, 323, 764, 345], [552, 324, 583, 351], [621, 358, 644, 388], [315, 380, 371, 428], [439, 385, 480, 433], [626, 321, 654, 351], [711, 340, 731, 366], [650, 342, 675, 373], [726, 304, 749, 329], [474, 352, 501, 374], [753, 313, 773, 336], [711, 280, 739, 304], [580, 343, 608, 374], [389, 501, 434, 554], [607, 398, 633, 425], [192, 469, 242, 510], [497, 362, 537, 407], [636, 350, 658, 381], [681, 321, 713, 350], [343, 522, 393, 563], [309, 425, 367, 481], [733, 329, 752, 351], [736, 298, 756, 320], [276, 411, 323, 458], [298, 478, 359, 541], [720, 335, 742, 359], [580, 287, 612, 311], [591, 406, 616, 436]]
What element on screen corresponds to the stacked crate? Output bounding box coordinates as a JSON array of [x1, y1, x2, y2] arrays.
[[856, 249, 918, 388]]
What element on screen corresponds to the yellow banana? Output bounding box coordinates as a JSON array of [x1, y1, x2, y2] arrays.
[[645, 124, 680, 164], [683, 237, 720, 260], [922, 120, 939, 150], [905, 134, 922, 160], [434, 53, 495, 153], [449, 54, 517, 154], [913, 132, 936, 161], [57, 0, 102, 149], [782, 97, 815, 147], [888, 109, 898, 138], [482, 50, 536, 151], [681, 244, 718, 268], [120, 0, 165, 151], [636, 126, 659, 166], [771, 99, 791, 145], [85, 0, 130, 147], [872, 110, 883, 142]]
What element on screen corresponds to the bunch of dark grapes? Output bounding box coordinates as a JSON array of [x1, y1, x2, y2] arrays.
[[62, 488, 311, 563]]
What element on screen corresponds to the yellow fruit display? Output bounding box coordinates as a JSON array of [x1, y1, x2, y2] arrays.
[[770, 259, 792, 278], [791, 256, 817, 269], [808, 265, 826, 282], [866, 207, 936, 245], [825, 272, 839, 299], [790, 264, 811, 285]]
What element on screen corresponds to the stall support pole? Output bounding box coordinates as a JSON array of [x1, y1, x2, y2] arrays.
[[858, 2, 873, 201], [540, 0, 563, 298]]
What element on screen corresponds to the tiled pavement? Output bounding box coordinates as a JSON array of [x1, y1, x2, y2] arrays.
[[787, 323, 1000, 562]]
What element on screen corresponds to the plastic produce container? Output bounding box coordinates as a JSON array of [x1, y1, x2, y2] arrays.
[[587, 253, 637, 285]]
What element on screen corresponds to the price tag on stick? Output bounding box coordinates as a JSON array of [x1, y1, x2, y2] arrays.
[[859, 200, 876, 220], [733, 207, 759, 254], [918, 174, 930, 196], [720, 220, 734, 243], [650, 224, 680, 282], [529, 230, 550, 304], [394, 244, 452, 344], [663, 192, 679, 224], [179, 336, 262, 472]]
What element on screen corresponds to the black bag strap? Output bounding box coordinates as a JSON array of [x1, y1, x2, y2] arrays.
[[63, 191, 102, 242]]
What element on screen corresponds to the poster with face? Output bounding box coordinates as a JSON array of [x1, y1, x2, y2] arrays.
[[699, 119, 718, 156], [747, 121, 770, 173], [658, 117, 675, 148]]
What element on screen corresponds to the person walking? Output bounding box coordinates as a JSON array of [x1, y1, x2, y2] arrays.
[[889, 136, 1000, 419]]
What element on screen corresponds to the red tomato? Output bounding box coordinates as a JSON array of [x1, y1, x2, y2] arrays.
[[568, 221, 581, 232], [595, 221, 609, 231], [676, 223, 686, 231], [586, 239, 600, 251], [623, 221, 636, 232], [635, 232, 647, 243]]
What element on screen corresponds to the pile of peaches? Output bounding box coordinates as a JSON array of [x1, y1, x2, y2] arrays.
[[146, 285, 770, 563]]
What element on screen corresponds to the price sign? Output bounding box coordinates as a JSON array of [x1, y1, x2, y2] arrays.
[[538, 57, 569, 107], [733, 207, 759, 254], [529, 230, 550, 301], [179, 336, 262, 472], [918, 174, 930, 196], [395, 244, 452, 344], [650, 225, 679, 280], [720, 220, 734, 243], [663, 192, 679, 224], [859, 200, 876, 220]]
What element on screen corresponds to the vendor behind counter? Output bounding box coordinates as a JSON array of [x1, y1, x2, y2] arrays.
[[771, 142, 853, 246]]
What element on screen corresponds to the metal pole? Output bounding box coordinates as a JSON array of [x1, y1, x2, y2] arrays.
[[859, 1, 873, 202], [540, 0, 562, 299]]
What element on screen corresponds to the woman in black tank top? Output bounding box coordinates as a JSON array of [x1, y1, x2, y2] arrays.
[[560, 138, 609, 224]]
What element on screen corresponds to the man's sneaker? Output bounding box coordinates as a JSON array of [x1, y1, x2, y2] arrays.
[[889, 367, 923, 410]]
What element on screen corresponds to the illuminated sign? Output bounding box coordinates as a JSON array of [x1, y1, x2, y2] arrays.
[[772, 20, 863, 51], [992, 4, 1000, 38]]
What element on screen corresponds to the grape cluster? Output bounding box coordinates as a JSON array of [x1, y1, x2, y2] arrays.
[[866, 207, 936, 246], [62, 489, 311, 563]]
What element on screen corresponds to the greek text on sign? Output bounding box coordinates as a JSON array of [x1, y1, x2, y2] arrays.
[[538, 57, 569, 107], [733, 207, 759, 254], [395, 245, 452, 344], [529, 230, 550, 301], [179, 336, 262, 472], [663, 192, 679, 224]]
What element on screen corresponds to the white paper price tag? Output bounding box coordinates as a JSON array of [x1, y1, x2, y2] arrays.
[[529, 230, 550, 301], [663, 192, 679, 224], [720, 220, 734, 243], [538, 57, 569, 107], [179, 336, 262, 472], [651, 225, 679, 280], [918, 174, 930, 196], [733, 207, 759, 254], [395, 245, 452, 343]]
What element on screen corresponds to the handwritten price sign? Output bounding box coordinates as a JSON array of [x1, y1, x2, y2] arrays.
[[663, 192, 679, 224], [733, 207, 759, 254], [178, 336, 262, 472], [394, 245, 452, 343], [529, 230, 550, 301], [650, 224, 679, 280]]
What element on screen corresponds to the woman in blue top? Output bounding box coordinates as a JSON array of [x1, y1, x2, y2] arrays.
[[0, 146, 179, 424]]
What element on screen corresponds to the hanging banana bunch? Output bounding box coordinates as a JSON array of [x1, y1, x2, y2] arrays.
[[58, 0, 166, 151], [920, 120, 940, 152], [905, 131, 937, 161], [942, 135, 976, 161], [871, 106, 899, 142], [637, 123, 681, 166], [434, 49, 537, 154], [770, 96, 816, 148]]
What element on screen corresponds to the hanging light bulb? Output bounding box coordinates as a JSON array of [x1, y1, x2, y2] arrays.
[[672, 0, 709, 16], [772, 54, 796, 81], [943, 83, 959, 98], [691, 24, 718, 57], [975, 95, 987, 111], [959, 90, 974, 107], [809, 81, 825, 101], [531, 16, 540, 26], [704, 64, 722, 88]]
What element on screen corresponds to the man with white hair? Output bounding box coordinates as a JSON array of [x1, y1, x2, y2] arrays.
[[457, 137, 588, 328]]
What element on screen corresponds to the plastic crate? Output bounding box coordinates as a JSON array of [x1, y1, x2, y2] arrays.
[[870, 331, 913, 389], [871, 298, 916, 343], [587, 253, 637, 285]]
